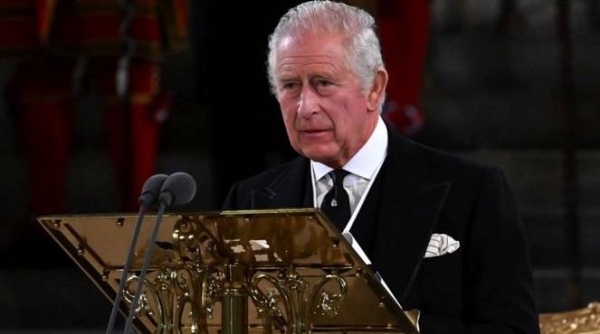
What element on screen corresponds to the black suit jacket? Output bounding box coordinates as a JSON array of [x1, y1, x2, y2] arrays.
[[223, 130, 540, 334]]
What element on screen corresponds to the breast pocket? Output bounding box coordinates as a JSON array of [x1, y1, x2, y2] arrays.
[[413, 250, 463, 315]]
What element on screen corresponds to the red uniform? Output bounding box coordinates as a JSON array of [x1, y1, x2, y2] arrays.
[[0, 0, 188, 220], [378, 0, 431, 137], [347, 0, 431, 136]]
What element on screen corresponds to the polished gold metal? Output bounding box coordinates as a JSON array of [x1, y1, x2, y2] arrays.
[[539, 302, 600, 334], [404, 310, 421, 332], [38, 208, 419, 334]]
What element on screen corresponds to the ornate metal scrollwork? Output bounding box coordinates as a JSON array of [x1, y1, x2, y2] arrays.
[[122, 274, 158, 325], [249, 273, 288, 334], [249, 268, 348, 334], [172, 217, 227, 329], [309, 274, 347, 318], [119, 216, 228, 334]]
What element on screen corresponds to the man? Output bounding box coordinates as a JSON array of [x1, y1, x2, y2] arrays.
[[222, 1, 540, 333]]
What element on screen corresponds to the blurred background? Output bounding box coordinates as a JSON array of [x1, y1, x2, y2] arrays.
[[0, 0, 598, 332]]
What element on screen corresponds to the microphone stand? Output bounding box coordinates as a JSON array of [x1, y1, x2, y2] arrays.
[[104, 204, 148, 334], [122, 200, 168, 334]]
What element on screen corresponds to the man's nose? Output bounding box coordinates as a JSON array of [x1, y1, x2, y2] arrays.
[[297, 88, 319, 118]]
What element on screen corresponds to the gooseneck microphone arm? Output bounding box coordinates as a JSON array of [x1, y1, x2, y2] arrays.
[[104, 174, 168, 334], [122, 172, 197, 334], [122, 199, 167, 334]]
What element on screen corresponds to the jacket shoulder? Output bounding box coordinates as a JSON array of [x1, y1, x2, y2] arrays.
[[222, 156, 307, 209]]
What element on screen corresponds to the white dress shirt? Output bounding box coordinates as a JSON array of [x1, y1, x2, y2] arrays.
[[311, 116, 388, 258]]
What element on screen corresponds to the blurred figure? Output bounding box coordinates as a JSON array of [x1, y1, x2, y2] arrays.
[[0, 0, 188, 260], [348, 0, 430, 137], [377, 0, 430, 137]]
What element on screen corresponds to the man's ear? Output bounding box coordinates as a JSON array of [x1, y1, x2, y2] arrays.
[[366, 68, 388, 112]]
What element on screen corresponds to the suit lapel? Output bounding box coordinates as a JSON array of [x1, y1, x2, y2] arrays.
[[371, 133, 451, 303], [251, 157, 313, 208]]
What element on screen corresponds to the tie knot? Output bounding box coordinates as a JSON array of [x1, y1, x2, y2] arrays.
[[330, 169, 349, 186]]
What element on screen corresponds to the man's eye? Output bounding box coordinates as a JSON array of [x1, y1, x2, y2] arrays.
[[316, 79, 332, 87], [315, 79, 334, 95], [282, 82, 299, 90]]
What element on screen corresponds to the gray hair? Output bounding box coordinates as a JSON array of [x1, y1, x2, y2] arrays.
[[267, 1, 385, 99]]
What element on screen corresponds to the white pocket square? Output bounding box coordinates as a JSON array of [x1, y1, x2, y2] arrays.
[[424, 233, 460, 258]]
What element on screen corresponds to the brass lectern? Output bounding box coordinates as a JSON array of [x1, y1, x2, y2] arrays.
[[38, 208, 420, 334]]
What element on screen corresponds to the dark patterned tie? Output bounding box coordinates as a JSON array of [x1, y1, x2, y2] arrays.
[[321, 169, 351, 231]]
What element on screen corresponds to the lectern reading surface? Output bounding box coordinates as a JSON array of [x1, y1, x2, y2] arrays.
[[38, 208, 419, 334]]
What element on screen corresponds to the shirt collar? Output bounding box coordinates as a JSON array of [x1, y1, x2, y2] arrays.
[[312, 116, 388, 181]]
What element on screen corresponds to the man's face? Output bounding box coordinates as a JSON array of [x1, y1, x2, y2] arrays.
[[274, 34, 382, 168]]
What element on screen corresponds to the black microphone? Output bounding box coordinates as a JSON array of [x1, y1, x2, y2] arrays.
[[105, 173, 169, 334], [139, 173, 170, 208], [159, 171, 197, 207], [123, 172, 197, 334]]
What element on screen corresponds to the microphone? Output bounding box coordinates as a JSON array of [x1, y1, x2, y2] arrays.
[[105, 173, 168, 334], [123, 172, 197, 334], [158, 171, 197, 207], [139, 174, 170, 208]]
